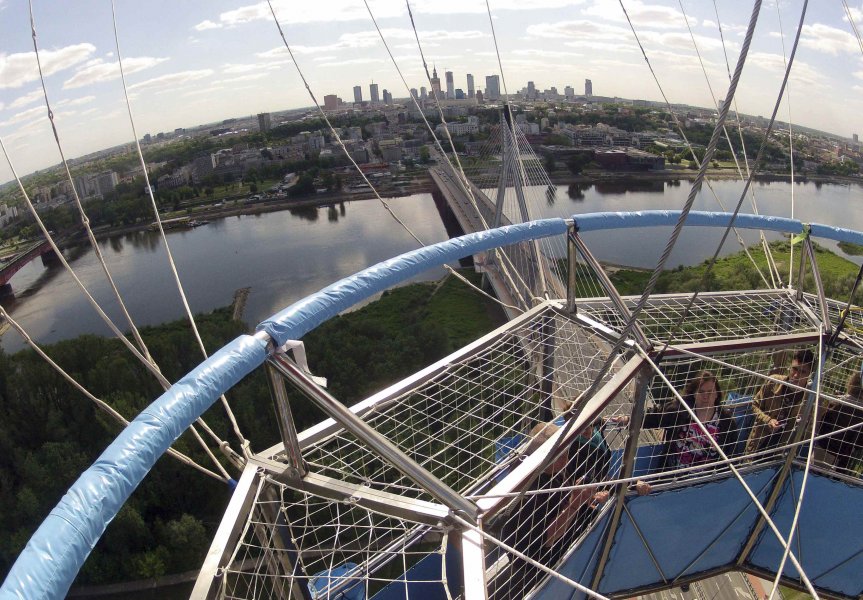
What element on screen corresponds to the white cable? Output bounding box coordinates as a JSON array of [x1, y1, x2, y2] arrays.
[[0, 306, 225, 481], [109, 0, 250, 459], [767, 338, 824, 600]]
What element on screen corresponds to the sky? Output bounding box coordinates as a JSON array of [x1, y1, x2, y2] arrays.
[[1, 0, 862, 183]]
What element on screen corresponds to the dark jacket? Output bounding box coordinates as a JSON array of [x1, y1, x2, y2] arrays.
[[642, 396, 740, 470]]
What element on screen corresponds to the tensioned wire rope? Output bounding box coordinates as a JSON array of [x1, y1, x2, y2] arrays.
[[773, 0, 797, 287], [22, 0, 232, 480], [0, 305, 224, 481], [109, 0, 250, 464], [677, 0, 780, 289], [367, 0, 548, 307], [11, 0, 243, 481], [262, 0, 525, 315], [0, 139, 231, 482], [525, 6, 822, 588]]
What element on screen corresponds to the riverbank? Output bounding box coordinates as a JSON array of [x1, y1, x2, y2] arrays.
[[52, 169, 861, 249]]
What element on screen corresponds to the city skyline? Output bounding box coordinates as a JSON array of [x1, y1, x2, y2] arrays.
[[1, 0, 862, 181]]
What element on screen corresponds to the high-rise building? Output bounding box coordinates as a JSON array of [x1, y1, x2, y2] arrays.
[[324, 94, 339, 111], [431, 67, 442, 98], [445, 71, 454, 99], [585, 78, 593, 97], [564, 86, 574, 99], [485, 75, 500, 100], [383, 89, 393, 105], [455, 89, 465, 100], [353, 85, 363, 104], [527, 81, 536, 99], [410, 88, 418, 101], [476, 90, 484, 103], [257, 112, 272, 132], [420, 87, 427, 101], [370, 83, 380, 104], [855, 133, 860, 143], [466, 74, 475, 98]]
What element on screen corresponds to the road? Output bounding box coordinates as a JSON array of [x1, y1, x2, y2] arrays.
[[636, 572, 773, 600]]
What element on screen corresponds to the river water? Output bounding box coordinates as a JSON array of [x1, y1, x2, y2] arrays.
[[2, 179, 861, 352]]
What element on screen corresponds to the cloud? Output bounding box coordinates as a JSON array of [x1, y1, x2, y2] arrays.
[[800, 23, 860, 55], [747, 52, 826, 86], [127, 69, 214, 92], [194, 19, 222, 31], [257, 29, 486, 59], [583, 0, 695, 29], [317, 58, 387, 68], [55, 96, 96, 108], [0, 106, 45, 129], [8, 89, 44, 110], [62, 56, 169, 89], [511, 49, 583, 59], [0, 43, 96, 89], [526, 20, 632, 41]]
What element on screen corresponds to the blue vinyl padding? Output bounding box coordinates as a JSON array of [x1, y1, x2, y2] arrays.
[[258, 219, 569, 346], [746, 468, 863, 597], [597, 468, 777, 594], [535, 511, 612, 600], [726, 393, 755, 457]]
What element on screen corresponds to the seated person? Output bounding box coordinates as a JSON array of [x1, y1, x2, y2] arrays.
[[746, 349, 814, 455], [490, 420, 648, 600], [642, 370, 740, 471], [817, 367, 863, 473]]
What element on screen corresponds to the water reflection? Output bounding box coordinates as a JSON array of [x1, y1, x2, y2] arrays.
[[289, 206, 319, 221]]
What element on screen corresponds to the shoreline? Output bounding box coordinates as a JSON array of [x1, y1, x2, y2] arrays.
[[57, 169, 861, 248]]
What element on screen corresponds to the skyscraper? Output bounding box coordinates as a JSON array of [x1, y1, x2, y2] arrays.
[[485, 75, 500, 100], [353, 85, 363, 104], [466, 74, 475, 98], [324, 95, 339, 111], [383, 89, 393, 105], [410, 88, 418, 101], [420, 87, 427, 101], [370, 83, 380, 104], [564, 86, 574, 99], [527, 81, 536, 99], [430, 67, 442, 98], [585, 79, 593, 97], [445, 71, 454, 99], [257, 112, 272, 132]]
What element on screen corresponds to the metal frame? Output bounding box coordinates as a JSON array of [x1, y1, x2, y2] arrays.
[[803, 237, 833, 336], [591, 367, 651, 589], [265, 362, 305, 478], [191, 464, 261, 599], [268, 353, 479, 522]]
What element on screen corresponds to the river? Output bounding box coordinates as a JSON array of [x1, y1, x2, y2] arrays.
[[1, 179, 861, 353]]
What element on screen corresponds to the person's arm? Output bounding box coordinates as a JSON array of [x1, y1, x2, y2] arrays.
[[642, 400, 683, 430], [751, 382, 780, 429], [545, 478, 604, 546]]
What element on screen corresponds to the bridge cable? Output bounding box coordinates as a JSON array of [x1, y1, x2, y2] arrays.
[[842, 0, 863, 55], [365, 1, 536, 308], [263, 0, 523, 315], [109, 0, 250, 463], [773, 0, 798, 287], [526, 0, 767, 529], [0, 305, 226, 482], [677, 0, 778, 289], [402, 0, 540, 306]]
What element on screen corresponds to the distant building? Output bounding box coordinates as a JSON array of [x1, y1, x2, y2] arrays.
[[455, 89, 465, 100], [485, 75, 500, 100], [585, 79, 593, 97], [324, 94, 339, 111], [95, 171, 119, 196], [383, 89, 393, 105], [370, 83, 380, 104], [527, 81, 536, 99], [420, 86, 427, 101], [192, 155, 216, 183], [430, 67, 442, 98], [378, 138, 403, 162], [257, 112, 272, 132], [445, 71, 454, 99], [466, 74, 475, 99], [142, 133, 152, 143], [353, 85, 363, 104], [564, 86, 574, 99], [476, 90, 484, 103], [0, 204, 19, 228], [855, 133, 859, 143], [410, 88, 418, 101]]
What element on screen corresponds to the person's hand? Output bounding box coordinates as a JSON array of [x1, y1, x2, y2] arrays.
[[606, 415, 629, 427], [768, 418, 782, 430], [634, 480, 651, 496], [591, 490, 610, 507]]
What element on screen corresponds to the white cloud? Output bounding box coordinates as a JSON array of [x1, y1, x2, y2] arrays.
[[317, 58, 387, 68], [8, 89, 44, 110], [526, 20, 631, 41], [63, 56, 169, 89], [747, 52, 826, 86], [194, 20, 222, 31], [702, 19, 717, 29], [217, 73, 270, 84], [55, 96, 96, 108], [0, 106, 45, 129], [511, 49, 583, 59], [0, 43, 96, 89], [583, 0, 695, 29], [127, 69, 214, 92], [800, 23, 860, 56]]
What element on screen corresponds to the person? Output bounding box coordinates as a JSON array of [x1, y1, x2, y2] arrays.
[[816, 367, 863, 473], [642, 370, 740, 471], [745, 349, 815, 455], [490, 420, 648, 600]]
